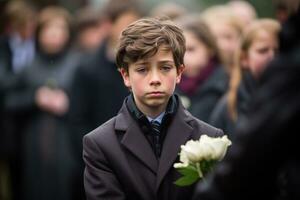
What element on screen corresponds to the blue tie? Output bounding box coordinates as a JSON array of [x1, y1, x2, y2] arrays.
[[151, 120, 161, 158]]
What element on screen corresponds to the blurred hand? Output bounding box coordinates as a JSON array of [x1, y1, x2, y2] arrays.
[[35, 86, 69, 116]]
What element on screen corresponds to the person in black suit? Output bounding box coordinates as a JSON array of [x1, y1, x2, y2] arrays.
[[192, 1, 300, 200], [69, 0, 144, 199], [83, 18, 223, 200], [0, 2, 36, 199]]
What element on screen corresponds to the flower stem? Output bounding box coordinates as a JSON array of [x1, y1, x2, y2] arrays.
[[196, 162, 203, 178]]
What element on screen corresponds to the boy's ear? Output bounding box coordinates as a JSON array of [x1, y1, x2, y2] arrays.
[[119, 68, 131, 88], [176, 64, 185, 84]]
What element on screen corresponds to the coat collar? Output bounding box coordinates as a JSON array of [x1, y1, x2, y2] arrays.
[[155, 102, 194, 191], [115, 96, 195, 190], [115, 101, 158, 173]]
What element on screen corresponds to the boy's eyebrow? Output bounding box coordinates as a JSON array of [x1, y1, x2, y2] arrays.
[[134, 60, 175, 65], [158, 60, 175, 64], [135, 61, 148, 65]]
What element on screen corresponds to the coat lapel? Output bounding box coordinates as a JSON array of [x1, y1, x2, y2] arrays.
[[115, 103, 158, 174], [156, 105, 194, 191]]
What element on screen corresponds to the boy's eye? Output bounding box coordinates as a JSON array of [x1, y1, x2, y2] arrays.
[[161, 65, 172, 72], [135, 67, 147, 73]]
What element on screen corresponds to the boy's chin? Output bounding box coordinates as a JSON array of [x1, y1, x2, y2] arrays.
[[146, 98, 168, 108]]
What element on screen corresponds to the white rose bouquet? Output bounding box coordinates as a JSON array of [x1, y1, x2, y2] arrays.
[[174, 135, 232, 186]]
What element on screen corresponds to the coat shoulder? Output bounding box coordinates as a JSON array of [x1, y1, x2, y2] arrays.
[[83, 117, 117, 143], [189, 114, 224, 137]]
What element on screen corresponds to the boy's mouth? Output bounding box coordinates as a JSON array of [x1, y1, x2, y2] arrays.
[[147, 91, 164, 97]]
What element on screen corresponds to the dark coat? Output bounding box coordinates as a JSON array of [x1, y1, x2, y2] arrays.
[[13, 50, 79, 200], [189, 66, 228, 123], [0, 36, 12, 74], [69, 40, 129, 158], [192, 9, 300, 200], [83, 97, 223, 200], [209, 71, 257, 137], [0, 36, 18, 157], [69, 40, 129, 200]]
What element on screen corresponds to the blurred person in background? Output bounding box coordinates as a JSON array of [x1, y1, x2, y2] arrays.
[[210, 19, 280, 136], [69, 0, 144, 199], [149, 2, 187, 21], [175, 16, 228, 122], [0, 0, 37, 74], [0, 1, 37, 199], [74, 6, 110, 54], [227, 0, 257, 26], [192, 0, 300, 199], [4, 6, 79, 200], [201, 5, 243, 75], [273, 0, 300, 23]]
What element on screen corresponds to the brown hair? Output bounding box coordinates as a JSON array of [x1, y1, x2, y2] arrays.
[[36, 6, 74, 51], [116, 17, 186, 72], [176, 15, 221, 62], [5, 1, 36, 30], [101, 0, 144, 23], [38, 6, 73, 29], [227, 19, 281, 121]]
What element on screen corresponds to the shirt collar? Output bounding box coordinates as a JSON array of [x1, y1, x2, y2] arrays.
[[147, 111, 165, 124]]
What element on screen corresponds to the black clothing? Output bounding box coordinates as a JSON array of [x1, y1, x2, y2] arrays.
[[209, 71, 257, 137], [69, 40, 129, 200], [186, 67, 228, 123], [126, 94, 179, 158], [192, 9, 300, 200], [9, 49, 79, 200]]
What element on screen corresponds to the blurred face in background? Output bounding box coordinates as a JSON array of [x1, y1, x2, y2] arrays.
[[210, 21, 240, 67], [110, 11, 140, 47], [77, 24, 108, 51], [183, 30, 211, 77], [242, 29, 278, 78], [39, 17, 69, 54]]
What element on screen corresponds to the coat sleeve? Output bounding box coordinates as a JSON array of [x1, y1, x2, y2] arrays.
[[83, 134, 126, 200]]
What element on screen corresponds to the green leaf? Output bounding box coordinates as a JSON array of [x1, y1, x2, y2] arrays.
[[174, 167, 199, 186], [174, 172, 199, 186], [177, 165, 197, 176]]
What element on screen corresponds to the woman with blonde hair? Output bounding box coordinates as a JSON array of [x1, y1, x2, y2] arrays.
[[175, 15, 228, 122], [201, 5, 244, 74], [210, 18, 281, 136], [193, 1, 300, 198]]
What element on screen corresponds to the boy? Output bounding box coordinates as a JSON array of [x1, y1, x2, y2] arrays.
[[83, 18, 223, 200]]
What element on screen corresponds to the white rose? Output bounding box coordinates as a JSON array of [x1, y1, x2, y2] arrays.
[[180, 139, 215, 163], [174, 148, 189, 168], [200, 135, 232, 161]]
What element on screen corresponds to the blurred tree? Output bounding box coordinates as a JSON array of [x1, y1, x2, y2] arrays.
[[196, 0, 275, 18], [147, 0, 275, 18], [0, 0, 8, 35]]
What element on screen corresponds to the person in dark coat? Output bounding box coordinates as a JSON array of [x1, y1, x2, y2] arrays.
[[69, 0, 144, 199], [0, 2, 36, 199], [83, 18, 223, 200], [174, 16, 228, 123], [4, 6, 79, 200], [192, 2, 300, 200], [209, 19, 281, 136]]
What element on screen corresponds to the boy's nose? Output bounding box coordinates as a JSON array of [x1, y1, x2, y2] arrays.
[[149, 70, 161, 86]]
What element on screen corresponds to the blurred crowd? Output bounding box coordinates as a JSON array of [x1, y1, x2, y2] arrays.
[[0, 0, 297, 200]]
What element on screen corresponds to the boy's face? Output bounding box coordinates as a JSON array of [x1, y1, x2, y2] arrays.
[[120, 46, 184, 118]]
